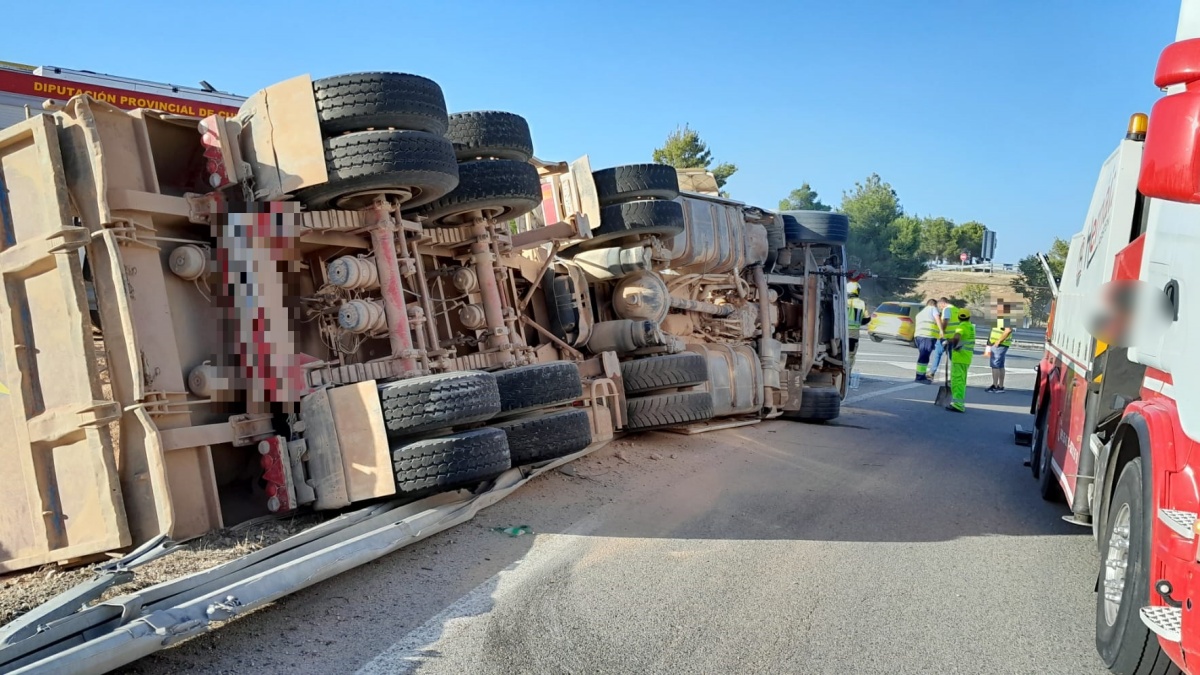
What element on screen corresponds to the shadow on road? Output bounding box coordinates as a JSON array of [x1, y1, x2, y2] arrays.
[[116, 380, 1083, 675]]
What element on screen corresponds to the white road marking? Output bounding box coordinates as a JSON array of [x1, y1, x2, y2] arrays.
[[844, 371, 997, 405]]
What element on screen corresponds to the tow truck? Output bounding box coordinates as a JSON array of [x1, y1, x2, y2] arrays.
[[1028, 1, 1200, 672]]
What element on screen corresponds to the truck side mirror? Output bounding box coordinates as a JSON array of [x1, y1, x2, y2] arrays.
[[1140, 38, 1200, 203]]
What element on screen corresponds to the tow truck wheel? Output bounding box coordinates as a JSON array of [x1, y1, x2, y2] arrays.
[[620, 353, 709, 396], [562, 200, 686, 255], [295, 130, 460, 211], [392, 427, 511, 496], [446, 111, 534, 162], [592, 163, 680, 207], [412, 159, 542, 227], [378, 371, 502, 436], [494, 408, 593, 465], [1037, 413, 1063, 502], [625, 390, 715, 432], [1095, 458, 1176, 675], [493, 362, 584, 418], [313, 72, 449, 136], [1030, 407, 1046, 480]]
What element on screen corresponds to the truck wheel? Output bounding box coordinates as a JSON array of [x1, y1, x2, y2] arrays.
[[783, 386, 841, 423], [295, 130, 459, 211], [592, 163, 680, 206], [1029, 407, 1047, 480], [494, 362, 583, 417], [782, 211, 850, 246], [625, 390, 714, 431], [412, 159, 541, 226], [313, 72, 449, 136], [1095, 458, 1176, 675], [620, 353, 709, 395], [378, 371, 501, 436], [392, 427, 511, 496], [446, 111, 534, 162], [565, 200, 685, 254], [494, 408, 593, 465], [1038, 414, 1063, 502]]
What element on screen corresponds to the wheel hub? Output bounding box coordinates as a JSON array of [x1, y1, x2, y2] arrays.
[[1103, 503, 1132, 626]]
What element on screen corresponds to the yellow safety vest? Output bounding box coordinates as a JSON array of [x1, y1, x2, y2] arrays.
[[951, 321, 976, 364], [915, 306, 942, 338], [847, 297, 866, 332], [942, 307, 959, 335], [989, 323, 1013, 347]]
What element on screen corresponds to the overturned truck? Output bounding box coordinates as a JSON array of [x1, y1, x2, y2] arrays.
[[0, 71, 626, 575], [520, 163, 852, 432], [0, 67, 851, 673]]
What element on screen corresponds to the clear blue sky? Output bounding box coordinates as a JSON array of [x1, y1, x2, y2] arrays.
[[4, 0, 1183, 261]]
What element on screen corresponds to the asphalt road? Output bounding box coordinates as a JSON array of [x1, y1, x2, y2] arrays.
[[121, 338, 1109, 675]]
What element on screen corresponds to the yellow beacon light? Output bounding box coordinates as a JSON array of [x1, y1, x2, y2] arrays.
[[1128, 112, 1149, 140]]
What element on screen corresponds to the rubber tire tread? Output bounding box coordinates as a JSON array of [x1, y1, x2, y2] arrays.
[[593, 164, 680, 206], [625, 391, 714, 431], [392, 427, 511, 495], [494, 362, 583, 416], [1095, 458, 1181, 675], [493, 408, 593, 465], [620, 353, 709, 395], [446, 111, 534, 162], [295, 130, 459, 211], [413, 159, 542, 225], [785, 387, 841, 423], [782, 210, 850, 245], [313, 72, 448, 135], [1038, 408, 1063, 501], [564, 200, 685, 257], [378, 371, 501, 436]]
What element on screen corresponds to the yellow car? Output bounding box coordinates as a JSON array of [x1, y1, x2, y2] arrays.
[[867, 301, 925, 345]]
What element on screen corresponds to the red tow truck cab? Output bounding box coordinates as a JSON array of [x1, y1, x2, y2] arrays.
[[1029, 3, 1200, 672]]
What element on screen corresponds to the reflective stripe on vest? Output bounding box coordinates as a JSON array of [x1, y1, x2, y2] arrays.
[[847, 298, 865, 330], [915, 306, 941, 338], [990, 325, 1013, 347]]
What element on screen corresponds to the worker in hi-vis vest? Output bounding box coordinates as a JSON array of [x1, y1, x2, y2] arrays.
[[986, 317, 1014, 393], [913, 298, 943, 383], [846, 281, 866, 372], [944, 306, 976, 413]]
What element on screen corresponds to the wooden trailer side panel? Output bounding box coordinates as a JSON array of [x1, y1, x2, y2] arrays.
[[0, 114, 129, 572]]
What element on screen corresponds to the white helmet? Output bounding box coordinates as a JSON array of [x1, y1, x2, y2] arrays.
[[846, 281, 861, 297]]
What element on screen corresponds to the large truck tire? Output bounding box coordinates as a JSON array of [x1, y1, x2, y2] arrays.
[[313, 72, 449, 136], [592, 163, 680, 206], [446, 111, 534, 162], [1030, 406, 1047, 480], [566, 200, 685, 254], [378, 371, 501, 436], [783, 386, 841, 423], [494, 408, 593, 465], [494, 362, 584, 417], [1095, 458, 1180, 675], [620, 353, 709, 395], [782, 211, 850, 246], [392, 427, 511, 495], [625, 390, 714, 431], [413, 159, 541, 226], [295, 130, 459, 211]]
